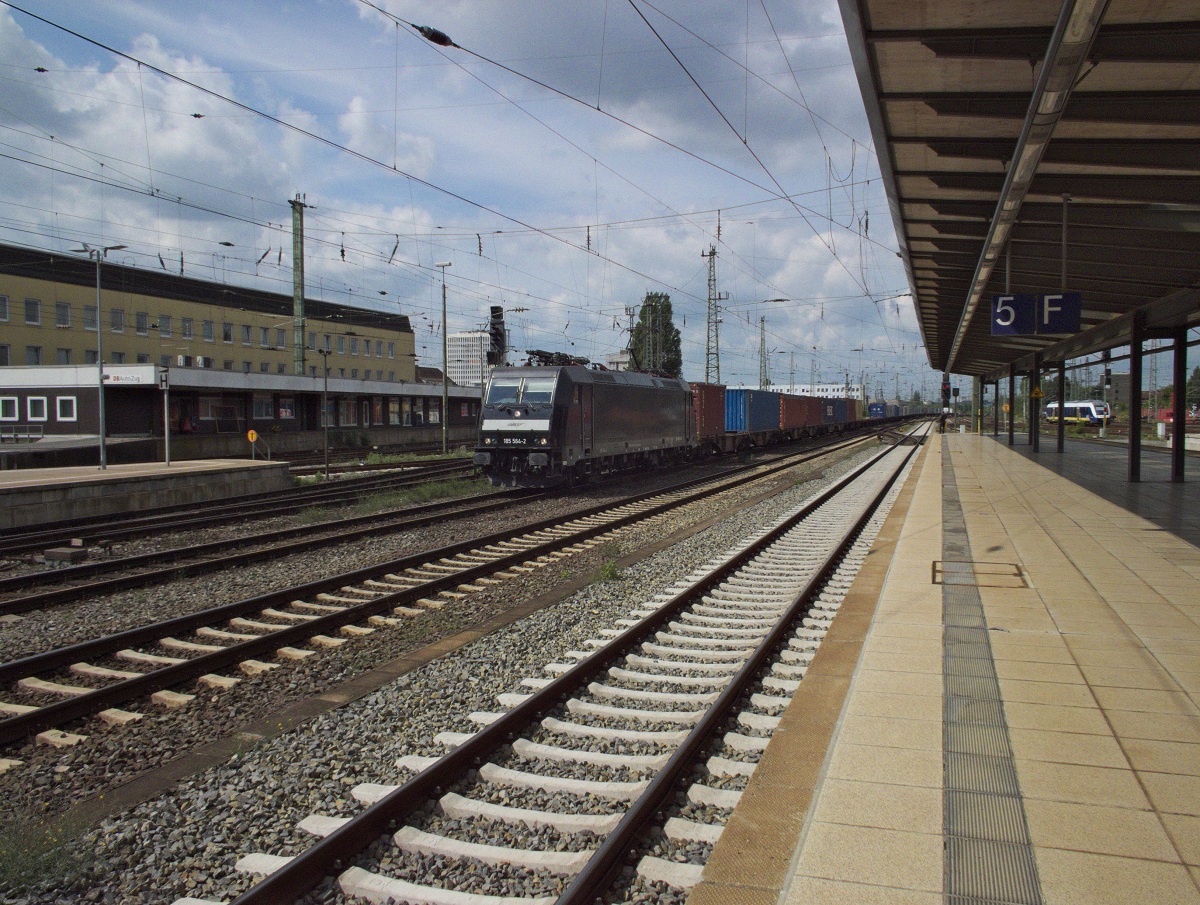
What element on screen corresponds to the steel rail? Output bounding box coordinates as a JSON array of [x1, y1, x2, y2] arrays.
[[0, 434, 874, 746], [0, 489, 530, 616], [0, 462, 474, 556], [227, 429, 923, 905], [0, 431, 873, 618]]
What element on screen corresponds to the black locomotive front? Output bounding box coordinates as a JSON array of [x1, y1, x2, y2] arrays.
[[473, 367, 565, 487], [474, 365, 695, 488]]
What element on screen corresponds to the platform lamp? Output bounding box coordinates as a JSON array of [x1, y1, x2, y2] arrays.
[[435, 261, 452, 454], [72, 243, 126, 469], [316, 348, 331, 481]]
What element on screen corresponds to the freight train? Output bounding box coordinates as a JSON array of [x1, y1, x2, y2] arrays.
[[473, 364, 883, 488]]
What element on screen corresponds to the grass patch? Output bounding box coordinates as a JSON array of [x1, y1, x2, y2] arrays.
[[0, 815, 86, 895], [364, 448, 473, 465], [594, 541, 625, 582], [595, 559, 624, 582], [352, 478, 485, 515]]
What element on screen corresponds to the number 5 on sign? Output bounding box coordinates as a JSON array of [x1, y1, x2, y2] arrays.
[[991, 294, 1036, 335]]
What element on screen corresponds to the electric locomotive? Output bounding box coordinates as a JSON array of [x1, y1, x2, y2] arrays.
[[473, 365, 695, 487]]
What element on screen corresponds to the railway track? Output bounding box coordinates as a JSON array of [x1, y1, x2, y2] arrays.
[[0, 432, 884, 752], [0, 459, 475, 558], [0, 487, 525, 617], [180, 423, 928, 905], [0, 432, 878, 616]]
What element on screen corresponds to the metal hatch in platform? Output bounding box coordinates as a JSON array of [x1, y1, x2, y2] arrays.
[[933, 559, 1029, 589]]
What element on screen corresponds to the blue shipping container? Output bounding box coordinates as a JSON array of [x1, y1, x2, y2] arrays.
[[822, 398, 850, 424], [868, 402, 886, 418], [725, 389, 781, 433]]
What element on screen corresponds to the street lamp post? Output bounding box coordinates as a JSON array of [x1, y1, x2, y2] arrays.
[[435, 262, 452, 454], [71, 243, 126, 469], [317, 348, 331, 480]]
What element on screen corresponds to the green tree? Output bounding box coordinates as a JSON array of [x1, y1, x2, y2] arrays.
[[629, 291, 682, 377]]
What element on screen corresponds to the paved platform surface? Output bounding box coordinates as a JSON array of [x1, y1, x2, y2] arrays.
[[0, 458, 291, 530], [0, 458, 277, 490], [691, 431, 1200, 905]]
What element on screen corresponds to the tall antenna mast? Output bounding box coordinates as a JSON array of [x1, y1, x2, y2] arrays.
[[759, 316, 768, 387], [702, 245, 726, 383]]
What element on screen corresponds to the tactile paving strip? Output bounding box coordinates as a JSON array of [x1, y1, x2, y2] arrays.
[[941, 444, 1043, 905]]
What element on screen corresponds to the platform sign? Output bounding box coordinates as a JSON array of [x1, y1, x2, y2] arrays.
[[247, 429, 258, 443], [991, 294, 1036, 335], [992, 292, 1081, 335]]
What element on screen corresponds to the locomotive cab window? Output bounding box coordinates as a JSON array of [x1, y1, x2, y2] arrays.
[[486, 379, 521, 406], [487, 376, 557, 406], [521, 378, 555, 404]]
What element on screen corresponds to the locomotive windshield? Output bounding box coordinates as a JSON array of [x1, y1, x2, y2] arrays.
[[486, 379, 521, 406], [485, 376, 557, 406]]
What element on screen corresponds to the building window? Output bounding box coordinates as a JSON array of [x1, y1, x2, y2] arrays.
[[337, 335, 346, 354], [242, 361, 251, 373], [275, 328, 286, 349], [259, 327, 270, 347], [111, 308, 125, 332], [111, 351, 125, 364], [57, 396, 77, 422], [376, 340, 383, 357], [158, 315, 172, 338], [182, 318, 194, 339], [136, 312, 150, 335], [376, 370, 383, 380], [276, 363, 286, 374], [222, 322, 234, 343], [350, 338, 359, 355], [307, 332, 316, 350], [159, 355, 172, 367], [387, 342, 395, 359], [260, 362, 269, 373], [24, 298, 41, 325], [27, 397, 48, 421], [278, 397, 295, 419], [253, 396, 274, 419], [0, 295, 8, 322], [323, 334, 332, 352], [202, 320, 214, 341], [25, 346, 42, 365], [223, 360, 234, 370], [241, 325, 252, 345], [137, 353, 151, 364], [83, 305, 97, 331], [388, 371, 395, 381], [56, 348, 72, 365], [0, 397, 16, 420], [56, 301, 71, 328], [84, 349, 98, 364], [0, 345, 8, 367]]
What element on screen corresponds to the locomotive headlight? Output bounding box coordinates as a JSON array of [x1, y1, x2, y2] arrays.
[[539, 437, 548, 445]]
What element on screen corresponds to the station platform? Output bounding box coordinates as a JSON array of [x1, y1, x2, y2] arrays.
[[691, 431, 1200, 905], [0, 459, 292, 531]]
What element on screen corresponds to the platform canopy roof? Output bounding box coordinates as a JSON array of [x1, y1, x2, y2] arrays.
[[839, 0, 1200, 380]]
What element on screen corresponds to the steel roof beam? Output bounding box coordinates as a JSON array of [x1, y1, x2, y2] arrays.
[[945, 0, 1113, 373]]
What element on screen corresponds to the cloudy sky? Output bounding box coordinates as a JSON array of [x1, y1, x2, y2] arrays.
[[0, 0, 938, 398]]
